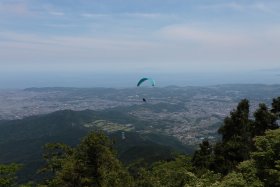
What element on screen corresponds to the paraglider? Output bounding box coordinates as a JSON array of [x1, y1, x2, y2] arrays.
[[137, 78, 155, 87], [137, 77, 155, 102]]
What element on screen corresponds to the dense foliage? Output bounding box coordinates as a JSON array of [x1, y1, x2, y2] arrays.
[[1, 97, 280, 186], [0, 163, 21, 187]]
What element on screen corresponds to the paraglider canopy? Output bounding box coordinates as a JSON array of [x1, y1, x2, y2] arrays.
[[137, 78, 155, 87]]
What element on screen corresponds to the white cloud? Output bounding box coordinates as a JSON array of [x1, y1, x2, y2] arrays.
[[200, 2, 280, 15], [156, 23, 280, 70], [0, 2, 30, 16], [251, 2, 279, 15], [159, 25, 252, 47], [49, 11, 65, 16], [0, 32, 161, 69], [80, 12, 169, 20], [44, 24, 78, 28], [123, 13, 163, 19], [200, 2, 244, 11], [81, 13, 109, 18], [1, 22, 280, 72]]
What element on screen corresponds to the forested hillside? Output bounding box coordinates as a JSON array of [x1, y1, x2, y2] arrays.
[[0, 109, 190, 183]]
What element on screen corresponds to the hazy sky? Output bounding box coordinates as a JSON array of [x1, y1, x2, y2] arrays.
[[1, 0, 280, 74]]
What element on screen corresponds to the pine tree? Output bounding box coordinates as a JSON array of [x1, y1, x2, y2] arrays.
[[192, 140, 213, 171], [48, 132, 133, 187], [213, 99, 252, 174], [271, 97, 280, 115], [252, 103, 278, 136]]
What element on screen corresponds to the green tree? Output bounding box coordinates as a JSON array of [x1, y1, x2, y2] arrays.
[[41, 143, 73, 175], [134, 155, 220, 187], [135, 168, 160, 187], [0, 163, 21, 187], [134, 155, 195, 187], [236, 160, 263, 186], [251, 129, 280, 187], [150, 155, 195, 187], [218, 99, 250, 142], [192, 140, 213, 172], [134, 155, 221, 187], [48, 132, 134, 187], [252, 103, 278, 136], [271, 97, 280, 115], [211, 160, 263, 187], [212, 172, 252, 187], [213, 99, 252, 174]]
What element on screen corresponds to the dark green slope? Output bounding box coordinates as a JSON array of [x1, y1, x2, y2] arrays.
[[110, 131, 193, 165], [0, 110, 93, 181], [0, 109, 191, 182], [0, 110, 94, 143]]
